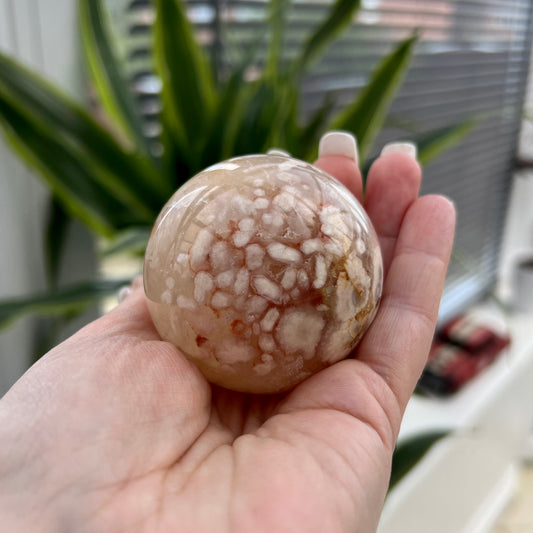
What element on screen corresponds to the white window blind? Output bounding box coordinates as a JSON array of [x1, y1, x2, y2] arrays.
[[125, 0, 533, 319]]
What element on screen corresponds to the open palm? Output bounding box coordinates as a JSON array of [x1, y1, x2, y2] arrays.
[[0, 149, 455, 533]]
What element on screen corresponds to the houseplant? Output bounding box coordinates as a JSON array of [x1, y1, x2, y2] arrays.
[[0, 0, 473, 330]]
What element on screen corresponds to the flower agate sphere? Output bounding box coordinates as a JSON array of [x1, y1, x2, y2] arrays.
[[144, 154, 383, 393]]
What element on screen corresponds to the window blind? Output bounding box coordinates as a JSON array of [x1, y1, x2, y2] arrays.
[[125, 0, 533, 320]]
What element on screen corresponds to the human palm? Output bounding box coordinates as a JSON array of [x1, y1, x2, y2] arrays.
[[0, 149, 455, 532]]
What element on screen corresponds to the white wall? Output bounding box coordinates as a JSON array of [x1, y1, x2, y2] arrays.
[[0, 0, 92, 395], [499, 38, 533, 301]]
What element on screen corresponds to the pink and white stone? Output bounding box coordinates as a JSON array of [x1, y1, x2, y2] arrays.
[[144, 154, 383, 393]]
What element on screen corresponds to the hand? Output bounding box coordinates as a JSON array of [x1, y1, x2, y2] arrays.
[[0, 140, 455, 533]]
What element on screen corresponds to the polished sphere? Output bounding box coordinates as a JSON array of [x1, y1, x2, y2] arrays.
[[144, 154, 383, 393]]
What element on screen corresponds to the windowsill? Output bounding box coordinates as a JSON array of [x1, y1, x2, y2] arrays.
[[379, 299, 533, 533], [399, 301, 533, 443]]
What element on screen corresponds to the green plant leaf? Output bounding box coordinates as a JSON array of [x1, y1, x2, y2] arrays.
[[200, 39, 263, 166], [266, 0, 291, 79], [231, 81, 283, 155], [79, 0, 150, 156], [0, 94, 129, 235], [0, 278, 132, 330], [0, 90, 158, 232], [361, 117, 479, 178], [154, 0, 216, 167], [294, 0, 362, 75], [293, 93, 336, 160], [101, 227, 151, 257], [221, 72, 297, 159], [417, 118, 478, 166], [0, 52, 169, 213], [331, 34, 418, 163], [45, 196, 72, 287], [269, 79, 300, 151], [389, 431, 449, 492]]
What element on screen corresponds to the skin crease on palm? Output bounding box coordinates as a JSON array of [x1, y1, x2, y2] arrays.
[[0, 145, 455, 533]]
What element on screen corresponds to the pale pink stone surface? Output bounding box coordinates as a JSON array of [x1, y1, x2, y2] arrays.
[[144, 154, 383, 393]]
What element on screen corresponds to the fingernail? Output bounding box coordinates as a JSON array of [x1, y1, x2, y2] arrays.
[[117, 285, 132, 303], [318, 131, 358, 165], [267, 148, 290, 157], [380, 142, 417, 160]]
